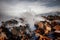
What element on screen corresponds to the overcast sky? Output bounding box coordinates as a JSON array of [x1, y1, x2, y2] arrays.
[[0, 0, 60, 14], [0, 0, 60, 20]]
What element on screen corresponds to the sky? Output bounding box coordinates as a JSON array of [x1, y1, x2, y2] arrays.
[[0, 0, 60, 16], [0, 0, 60, 22], [0, 0, 60, 21], [0, 0, 60, 31]]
